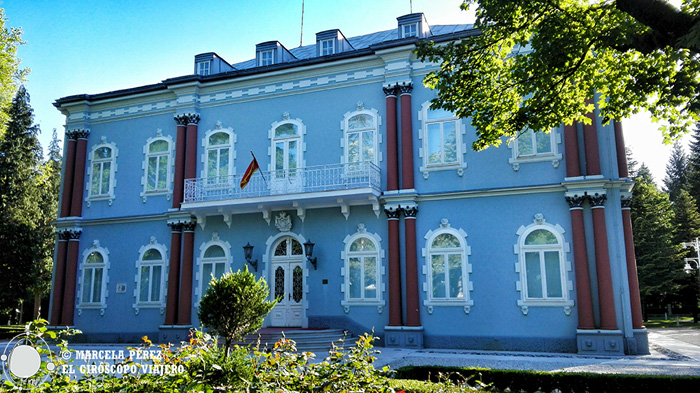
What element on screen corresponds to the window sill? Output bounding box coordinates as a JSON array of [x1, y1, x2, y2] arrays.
[[86, 195, 115, 207], [517, 299, 573, 316], [423, 299, 474, 315], [419, 163, 467, 179], [508, 153, 562, 171], [133, 304, 166, 315], [341, 300, 385, 314]]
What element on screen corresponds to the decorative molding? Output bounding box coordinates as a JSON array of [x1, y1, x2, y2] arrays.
[[403, 205, 418, 218], [384, 205, 402, 219], [65, 128, 90, 140], [184, 112, 200, 125], [396, 81, 413, 95], [167, 222, 183, 232], [182, 221, 197, 232], [565, 194, 586, 209], [174, 115, 187, 126], [382, 84, 398, 97], [275, 212, 293, 232], [588, 192, 607, 207], [620, 194, 633, 209], [57, 228, 82, 240]]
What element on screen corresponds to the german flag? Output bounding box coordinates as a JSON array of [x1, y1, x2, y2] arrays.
[[240, 153, 260, 189]]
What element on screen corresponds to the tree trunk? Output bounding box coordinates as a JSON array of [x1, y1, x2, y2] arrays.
[[33, 292, 41, 320]]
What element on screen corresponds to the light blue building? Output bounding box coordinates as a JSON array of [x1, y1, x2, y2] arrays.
[[50, 13, 648, 355]]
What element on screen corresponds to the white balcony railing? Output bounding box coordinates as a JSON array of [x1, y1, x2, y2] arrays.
[[184, 162, 381, 203]]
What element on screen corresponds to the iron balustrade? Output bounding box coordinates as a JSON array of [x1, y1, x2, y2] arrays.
[[184, 162, 381, 203]]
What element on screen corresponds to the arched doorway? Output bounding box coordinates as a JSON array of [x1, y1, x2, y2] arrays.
[[268, 236, 304, 327]]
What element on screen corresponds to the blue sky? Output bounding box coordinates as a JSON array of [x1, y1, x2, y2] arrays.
[[2, 0, 689, 182]]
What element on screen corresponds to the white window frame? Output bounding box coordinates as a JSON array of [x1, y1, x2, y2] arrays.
[[78, 240, 110, 315], [340, 107, 382, 168], [86, 140, 118, 207], [422, 219, 473, 314], [132, 237, 168, 314], [200, 124, 237, 184], [196, 61, 211, 76], [259, 50, 274, 66], [418, 101, 467, 179], [195, 232, 232, 304], [268, 117, 306, 174], [508, 127, 563, 171], [402, 22, 418, 38], [514, 213, 574, 316], [340, 224, 386, 313], [320, 39, 335, 56], [140, 133, 174, 202]]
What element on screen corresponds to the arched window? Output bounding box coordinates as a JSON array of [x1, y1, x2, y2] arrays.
[[342, 109, 380, 168], [514, 214, 573, 315], [341, 225, 385, 311], [141, 135, 173, 201], [79, 241, 110, 310], [202, 126, 236, 184], [418, 102, 465, 178], [197, 233, 232, 299], [270, 118, 305, 193], [88, 141, 118, 204], [135, 240, 167, 306], [422, 219, 473, 313]]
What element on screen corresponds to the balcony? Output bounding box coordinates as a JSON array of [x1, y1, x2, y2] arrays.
[[182, 162, 382, 219]]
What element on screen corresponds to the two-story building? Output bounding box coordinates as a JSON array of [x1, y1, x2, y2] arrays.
[[50, 13, 648, 355]]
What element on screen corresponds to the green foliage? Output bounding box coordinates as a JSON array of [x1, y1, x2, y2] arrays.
[[664, 141, 689, 202], [395, 365, 700, 393], [417, 0, 700, 150], [688, 125, 700, 212], [197, 266, 277, 357], [0, 86, 46, 316], [631, 164, 685, 316], [0, 8, 27, 135]]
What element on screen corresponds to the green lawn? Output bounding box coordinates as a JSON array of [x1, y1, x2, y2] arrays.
[[644, 316, 700, 329]]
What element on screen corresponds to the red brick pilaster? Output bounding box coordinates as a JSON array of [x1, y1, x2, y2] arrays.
[[384, 85, 399, 191], [589, 193, 618, 330], [385, 206, 402, 326], [69, 130, 90, 217], [164, 223, 183, 325], [565, 194, 595, 329], [399, 82, 415, 190], [177, 221, 196, 325], [403, 205, 420, 326]]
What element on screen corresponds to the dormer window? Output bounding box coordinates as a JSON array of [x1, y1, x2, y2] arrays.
[[196, 61, 210, 76], [402, 23, 418, 38], [320, 39, 335, 56], [259, 50, 274, 66]]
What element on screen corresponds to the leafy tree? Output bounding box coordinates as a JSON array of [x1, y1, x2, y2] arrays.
[[626, 146, 638, 178], [631, 164, 684, 320], [198, 267, 277, 358], [0, 8, 28, 135], [0, 86, 44, 317], [688, 125, 700, 211], [671, 189, 700, 321], [663, 141, 689, 202], [417, 1, 700, 150]]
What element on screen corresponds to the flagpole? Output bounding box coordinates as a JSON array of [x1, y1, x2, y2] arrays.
[[251, 151, 267, 186]]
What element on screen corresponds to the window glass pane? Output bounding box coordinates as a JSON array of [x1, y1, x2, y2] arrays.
[[214, 262, 225, 279], [518, 130, 534, 156], [291, 239, 303, 255], [274, 266, 284, 300], [536, 131, 552, 154], [86, 252, 104, 264], [448, 254, 463, 298], [151, 265, 162, 302], [349, 114, 372, 129], [427, 107, 454, 120], [427, 123, 442, 164], [202, 264, 213, 290], [431, 255, 446, 298], [157, 155, 168, 189], [95, 147, 111, 159], [364, 257, 377, 299], [275, 143, 284, 175], [204, 245, 225, 258], [91, 163, 100, 194], [149, 140, 168, 153], [82, 270, 93, 303], [219, 148, 230, 177], [362, 131, 375, 162], [147, 157, 157, 190], [525, 229, 558, 245], [349, 257, 361, 299], [350, 237, 376, 252], [293, 266, 303, 303], [544, 251, 563, 297], [432, 233, 460, 249], [207, 150, 218, 178], [100, 162, 111, 194], [139, 266, 149, 302], [443, 121, 457, 163], [143, 249, 162, 261], [275, 123, 298, 137], [288, 141, 298, 172], [274, 240, 287, 256], [92, 268, 103, 303], [525, 252, 543, 298], [209, 132, 229, 146], [347, 133, 360, 163]]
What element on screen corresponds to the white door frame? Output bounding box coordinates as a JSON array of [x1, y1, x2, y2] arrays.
[[263, 232, 309, 328]]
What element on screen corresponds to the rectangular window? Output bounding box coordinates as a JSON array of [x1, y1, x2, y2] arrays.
[[259, 50, 274, 66], [81, 267, 103, 304], [517, 128, 553, 157], [402, 23, 418, 38], [320, 39, 335, 56], [196, 61, 210, 76], [426, 121, 458, 166]]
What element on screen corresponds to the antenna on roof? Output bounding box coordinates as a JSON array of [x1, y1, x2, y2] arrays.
[[300, 0, 305, 47]]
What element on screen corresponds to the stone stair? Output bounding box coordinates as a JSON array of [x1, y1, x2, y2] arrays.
[[238, 328, 356, 353]]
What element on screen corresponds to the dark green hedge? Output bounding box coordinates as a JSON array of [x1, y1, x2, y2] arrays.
[[395, 366, 700, 393]]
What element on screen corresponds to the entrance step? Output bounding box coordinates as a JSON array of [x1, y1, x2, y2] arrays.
[[237, 328, 356, 353]]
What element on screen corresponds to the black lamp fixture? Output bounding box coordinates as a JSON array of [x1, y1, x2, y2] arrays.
[[243, 242, 258, 272], [304, 239, 318, 270]]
